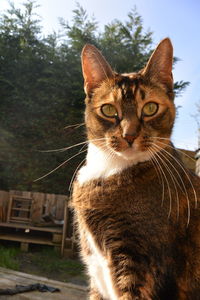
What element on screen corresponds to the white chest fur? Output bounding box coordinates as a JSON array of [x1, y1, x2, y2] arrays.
[[86, 232, 118, 300], [77, 142, 150, 185]]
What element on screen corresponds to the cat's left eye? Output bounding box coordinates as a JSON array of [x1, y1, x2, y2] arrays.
[[101, 104, 118, 118], [142, 102, 158, 117]]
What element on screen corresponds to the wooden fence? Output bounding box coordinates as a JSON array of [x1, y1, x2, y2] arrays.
[[0, 148, 198, 255], [0, 190, 67, 224], [0, 190, 74, 256]]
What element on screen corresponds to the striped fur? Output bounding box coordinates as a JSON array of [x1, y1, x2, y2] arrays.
[[71, 39, 200, 299]]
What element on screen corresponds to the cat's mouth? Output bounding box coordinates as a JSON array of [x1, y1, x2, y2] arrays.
[[107, 135, 151, 161], [107, 135, 171, 163]]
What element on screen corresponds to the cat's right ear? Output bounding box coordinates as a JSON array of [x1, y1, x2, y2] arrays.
[[81, 44, 114, 95], [142, 38, 173, 91]]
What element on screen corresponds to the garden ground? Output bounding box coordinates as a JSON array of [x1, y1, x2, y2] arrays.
[[0, 241, 87, 286]]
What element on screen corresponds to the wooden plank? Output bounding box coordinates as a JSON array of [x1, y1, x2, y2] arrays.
[[10, 197, 32, 221], [10, 190, 23, 196], [0, 233, 55, 245], [0, 222, 62, 233], [0, 190, 9, 222], [6, 195, 13, 222], [19, 191, 32, 218], [12, 208, 30, 212], [56, 195, 66, 220], [45, 193, 56, 216], [9, 198, 32, 202], [52, 233, 62, 243], [8, 191, 32, 222], [21, 242, 29, 252], [61, 200, 69, 256], [10, 216, 31, 221], [31, 192, 45, 222]]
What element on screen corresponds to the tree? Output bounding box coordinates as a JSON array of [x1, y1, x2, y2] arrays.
[[0, 1, 189, 194]]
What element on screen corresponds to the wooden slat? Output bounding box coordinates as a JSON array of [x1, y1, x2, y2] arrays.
[[0, 190, 73, 255], [0, 233, 55, 245], [12, 208, 30, 212], [7, 195, 13, 222], [10, 190, 23, 196], [0, 190, 9, 222], [10, 198, 32, 202], [0, 222, 62, 233], [45, 193, 56, 216], [31, 192, 45, 222], [56, 195, 66, 220], [18, 191, 32, 218], [61, 200, 69, 256], [10, 217, 31, 221], [8, 191, 32, 222]]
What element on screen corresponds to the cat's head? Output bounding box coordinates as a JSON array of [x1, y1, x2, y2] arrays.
[[81, 38, 175, 164]]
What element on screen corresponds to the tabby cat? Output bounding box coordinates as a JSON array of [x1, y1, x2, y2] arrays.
[[71, 38, 200, 299]]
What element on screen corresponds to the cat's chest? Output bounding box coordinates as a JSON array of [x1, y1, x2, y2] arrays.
[[77, 143, 150, 185]]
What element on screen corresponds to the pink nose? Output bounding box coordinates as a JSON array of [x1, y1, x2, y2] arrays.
[[124, 134, 137, 146]]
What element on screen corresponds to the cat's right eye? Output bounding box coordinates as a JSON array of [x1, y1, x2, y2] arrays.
[[142, 102, 158, 117], [101, 104, 118, 118]]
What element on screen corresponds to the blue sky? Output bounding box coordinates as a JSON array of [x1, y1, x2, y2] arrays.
[[1, 0, 200, 150]]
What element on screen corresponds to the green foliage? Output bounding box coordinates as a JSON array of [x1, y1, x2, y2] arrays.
[[31, 247, 85, 276], [0, 1, 189, 194], [0, 246, 20, 270], [100, 8, 153, 73], [0, 245, 86, 283]]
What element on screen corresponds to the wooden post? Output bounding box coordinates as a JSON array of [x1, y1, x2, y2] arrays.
[[20, 242, 29, 252], [0, 191, 9, 222], [61, 199, 69, 256], [196, 149, 200, 176], [55, 195, 66, 220]]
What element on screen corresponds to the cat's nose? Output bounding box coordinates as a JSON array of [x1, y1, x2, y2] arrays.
[[123, 134, 138, 146]]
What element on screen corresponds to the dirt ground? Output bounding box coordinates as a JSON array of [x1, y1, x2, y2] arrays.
[[0, 267, 88, 300], [0, 242, 88, 287], [16, 251, 88, 286]]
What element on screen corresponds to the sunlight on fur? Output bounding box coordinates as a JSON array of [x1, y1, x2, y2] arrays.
[[71, 38, 200, 300]]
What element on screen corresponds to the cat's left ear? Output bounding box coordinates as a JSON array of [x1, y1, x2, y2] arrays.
[[81, 44, 114, 95], [142, 38, 173, 91]]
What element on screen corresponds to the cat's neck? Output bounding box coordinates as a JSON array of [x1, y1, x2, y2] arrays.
[[77, 142, 150, 185]]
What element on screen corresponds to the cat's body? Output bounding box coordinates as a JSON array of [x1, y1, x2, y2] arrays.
[[71, 39, 200, 299]]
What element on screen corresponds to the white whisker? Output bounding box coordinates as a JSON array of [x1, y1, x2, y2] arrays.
[[37, 138, 107, 153], [69, 157, 86, 193], [151, 144, 186, 195], [151, 150, 172, 213], [63, 122, 85, 130], [151, 143, 192, 226], [153, 143, 198, 209], [153, 151, 173, 218], [34, 149, 87, 182], [147, 148, 165, 207], [151, 137, 196, 162], [150, 146, 180, 220]]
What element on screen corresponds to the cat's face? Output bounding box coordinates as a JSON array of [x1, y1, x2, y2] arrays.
[[82, 38, 175, 162]]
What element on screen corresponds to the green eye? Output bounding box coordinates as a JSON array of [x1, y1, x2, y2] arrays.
[[142, 102, 158, 116], [101, 104, 118, 118]]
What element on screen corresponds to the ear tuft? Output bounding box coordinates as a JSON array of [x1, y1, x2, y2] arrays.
[[142, 38, 173, 90], [81, 44, 114, 95]]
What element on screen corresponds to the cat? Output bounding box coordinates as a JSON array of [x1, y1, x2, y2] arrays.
[[71, 38, 200, 300]]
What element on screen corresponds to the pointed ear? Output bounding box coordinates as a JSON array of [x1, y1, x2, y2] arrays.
[[81, 44, 114, 95], [142, 38, 173, 90]]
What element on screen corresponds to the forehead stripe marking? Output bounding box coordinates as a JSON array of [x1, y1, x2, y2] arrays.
[[140, 88, 146, 100]]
